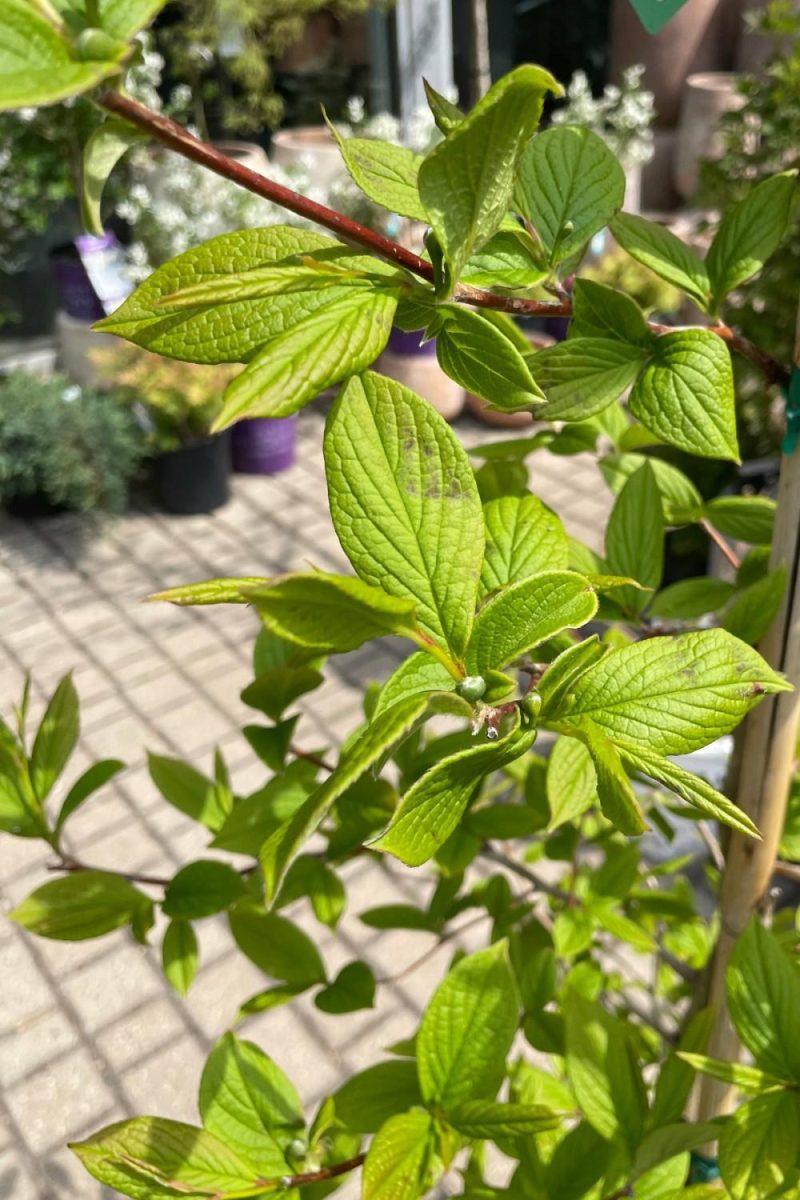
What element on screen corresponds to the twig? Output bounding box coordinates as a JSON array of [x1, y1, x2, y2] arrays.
[[774, 859, 800, 884], [279, 1153, 365, 1187], [49, 855, 257, 888], [290, 745, 334, 773], [658, 944, 698, 985], [698, 820, 726, 872], [700, 519, 742, 572], [97, 92, 790, 388], [480, 843, 571, 902], [376, 908, 492, 985]]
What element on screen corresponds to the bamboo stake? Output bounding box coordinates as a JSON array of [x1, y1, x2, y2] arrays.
[[695, 304, 800, 1126]]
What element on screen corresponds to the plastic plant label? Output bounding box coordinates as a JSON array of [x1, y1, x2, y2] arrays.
[[628, 0, 691, 33]]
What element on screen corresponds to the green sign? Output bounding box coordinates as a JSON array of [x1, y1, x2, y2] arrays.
[[629, 0, 692, 33]]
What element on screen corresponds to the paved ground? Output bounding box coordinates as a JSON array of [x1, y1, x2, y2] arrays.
[[0, 399, 611, 1198]]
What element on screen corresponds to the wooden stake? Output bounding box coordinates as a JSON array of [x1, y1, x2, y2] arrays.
[[696, 307, 800, 1126]]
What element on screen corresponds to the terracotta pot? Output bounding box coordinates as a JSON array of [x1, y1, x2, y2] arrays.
[[378, 329, 464, 422], [55, 310, 118, 389], [213, 141, 270, 177], [674, 72, 745, 198], [270, 125, 344, 188]]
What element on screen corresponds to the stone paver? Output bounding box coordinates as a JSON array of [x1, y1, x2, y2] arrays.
[[0, 402, 611, 1197]]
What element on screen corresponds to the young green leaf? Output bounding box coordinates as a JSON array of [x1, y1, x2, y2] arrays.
[[531, 337, 647, 421], [423, 77, 464, 133], [605, 462, 663, 614], [148, 753, 230, 832], [516, 125, 626, 264], [362, 1109, 436, 1200], [10, 871, 152, 941], [277, 854, 345, 928], [481, 494, 569, 596], [467, 571, 597, 673], [649, 578, 735, 622], [610, 212, 711, 310], [706, 171, 798, 311], [553, 629, 789, 756], [599, 452, 704, 525], [211, 762, 316, 855], [563, 989, 648, 1154], [162, 860, 246, 920], [240, 666, 324, 723], [546, 735, 598, 830], [81, 118, 147, 236], [213, 287, 398, 428], [198, 1032, 304, 1177], [721, 567, 786, 646], [372, 720, 537, 866], [373, 653, 456, 720], [538, 636, 607, 713], [161, 918, 199, 997], [314, 960, 376, 1013], [704, 495, 776, 545], [632, 1122, 723, 1182], [148, 576, 265, 605], [333, 1060, 423, 1134], [228, 902, 326, 986], [629, 329, 738, 462], [677, 1053, 790, 1093], [718, 1091, 800, 1200], [618, 745, 759, 838], [651, 1006, 715, 1128], [446, 1100, 562, 1138], [416, 941, 519, 1107], [243, 572, 418, 653], [30, 673, 79, 802], [727, 920, 800, 1082], [325, 371, 483, 659], [328, 127, 427, 220], [435, 306, 544, 409], [87, 0, 168, 39], [570, 279, 652, 346], [459, 230, 548, 289], [70, 1116, 263, 1196], [55, 758, 125, 833], [563, 718, 646, 835], [418, 65, 560, 284]]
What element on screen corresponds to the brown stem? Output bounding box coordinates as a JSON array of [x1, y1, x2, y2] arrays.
[[49, 855, 257, 888], [280, 1153, 366, 1187], [700, 519, 742, 572], [480, 843, 571, 901], [290, 745, 334, 773], [774, 859, 800, 883], [96, 91, 789, 387]]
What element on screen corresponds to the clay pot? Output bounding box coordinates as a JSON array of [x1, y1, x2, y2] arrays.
[[466, 331, 554, 428], [674, 72, 745, 198], [378, 329, 464, 422], [270, 126, 344, 188]]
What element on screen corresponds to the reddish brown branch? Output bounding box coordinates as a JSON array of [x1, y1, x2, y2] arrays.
[[97, 92, 789, 387], [700, 519, 742, 572], [280, 1153, 366, 1187]]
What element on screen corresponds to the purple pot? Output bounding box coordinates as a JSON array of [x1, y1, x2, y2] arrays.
[[50, 231, 132, 322], [51, 250, 106, 321], [232, 417, 297, 474], [387, 327, 436, 356]]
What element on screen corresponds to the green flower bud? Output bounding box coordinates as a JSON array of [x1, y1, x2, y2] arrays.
[[75, 28, 127, 62], [522, 690, 542, 721], [457, 675, 487, 702]]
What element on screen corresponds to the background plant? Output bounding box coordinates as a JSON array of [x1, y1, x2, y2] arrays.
[[0, 4, 799, 1199]]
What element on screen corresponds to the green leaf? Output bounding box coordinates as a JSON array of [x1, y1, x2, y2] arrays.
[[30, 673, 78, 802], [244, 572, 417, 653], [570, 279, 652, 346], [259, 693, 439, 900], [211, 763, 316, 855], [70, 1116, 262, 1196], [314, 960, 376, 1013], [198, 1032, 303, 1177], [228, 901, 326, 986], [334, 1061, 423, 1134], [546, 735, 598, 830], [417, 942, 518, 1108], [649, 578, 735, 621], [553, 629, 789, 756], [373, 653, 455, 720], [372, 720, 537, 866], [277, 854, 345, 928], [718, 1091, 800, 1200], [436, 306, 544, 409], [538, 636, 607, 713], [325, 371, 483, 658], [677, 1053, 790, 1093], [423, 77, 464, 133], [362, 1110, 436, 1200], [466, 571, 597, 673], [82, 0, 167, 39], [148, 754, 230, 832], [242, 719, 298, 772], [727, 920, 800, 1081], [161, 918, 198, 997], [464, 803, 540, 838], [96, 226, 344, 360], [329, 128, 427, 220], [240, 666, 324, 722], [0, 0, 120, 110], [162, 860, 246, 920], [629, 329, 738, 462], [564, 989, 648, 1153], [599, 453, 704, 526], [619, 746, 759, 838], [633, 1123, 723, 1181], [605, 462, 663, 614], [704, 495, 776, 545], [214, 288, 397, 428], [55, 758, 124, 832], [447, 1100, 561, 1139], [722, 567, 787, 645], [531, 337, 647, 421], [651, 1006, 715, 1128], [82, 118, 146, 236], [418, 65, 560, 284], [610, 212, 711, 310], [706, 171, 798, 310], [481, 494, 569, 596], [516, 125, 625, 264], [564, 718, 646, 835], [148, 577, 265, 605], [459, 230, 548, 289], [235, 985, 306, 1021], [10, 870, 152, 941]]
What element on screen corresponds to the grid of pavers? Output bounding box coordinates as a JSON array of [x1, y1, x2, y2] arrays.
[[0, 401, 611, 1198]]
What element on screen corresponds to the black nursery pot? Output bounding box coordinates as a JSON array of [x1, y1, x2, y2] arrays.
[[152, 432, 231, 515]]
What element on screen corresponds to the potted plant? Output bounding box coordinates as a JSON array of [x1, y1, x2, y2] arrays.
[[0, 371, 143, 516], [94, 345, 233, 514]]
